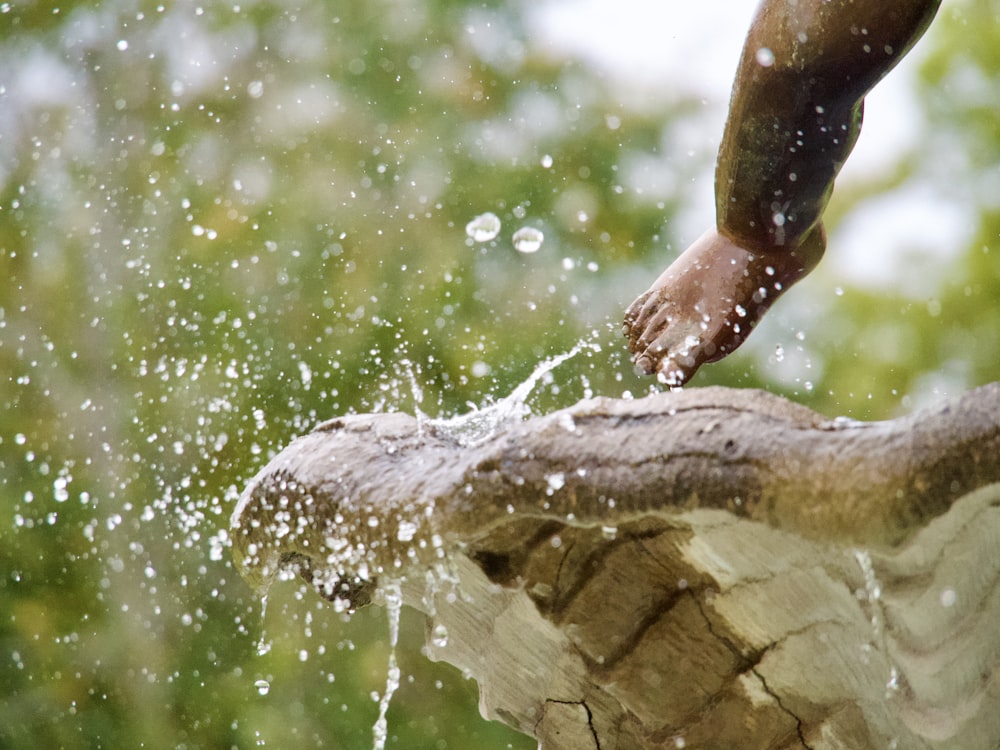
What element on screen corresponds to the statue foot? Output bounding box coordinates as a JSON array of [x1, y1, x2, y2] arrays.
[[623, 227, 824, 386]]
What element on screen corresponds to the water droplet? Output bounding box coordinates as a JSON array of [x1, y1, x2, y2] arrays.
[[885, 667, 900, 693], [254, 679, 270, 696], [545, 472, 565, 492], [512, 226, 544, 254], [297, 360, 312, 389], [53, 476, 69, 503], [397, 521, 418, 543], [540, 154, 553, 168], [755, 47, 775, 67], [431, 623, 449, 647], [465, 212, 501, 242]]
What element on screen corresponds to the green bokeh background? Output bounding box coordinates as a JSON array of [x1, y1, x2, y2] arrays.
[[1, 0, 997, 747]]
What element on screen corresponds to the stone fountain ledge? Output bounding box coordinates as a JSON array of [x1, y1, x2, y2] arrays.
[[231, 383, 1000, 749]]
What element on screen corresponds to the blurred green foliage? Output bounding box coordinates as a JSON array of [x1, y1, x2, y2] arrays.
[[0, 0, 997, 748]]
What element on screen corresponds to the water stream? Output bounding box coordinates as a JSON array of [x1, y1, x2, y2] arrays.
[[371, 581, 403, 750]]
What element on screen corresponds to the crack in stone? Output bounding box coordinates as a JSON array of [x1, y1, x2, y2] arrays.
[[539, 699, 602, 750], [581, 699, 601, 750], [690, 590, 762, 673], [690, 593, 815, 749], [751, 667, 815, 750]]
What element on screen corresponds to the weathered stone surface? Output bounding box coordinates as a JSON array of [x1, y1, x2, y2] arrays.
[[232, 383, 1000, 749]]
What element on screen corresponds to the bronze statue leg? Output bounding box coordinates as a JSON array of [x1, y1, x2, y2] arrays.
[[624, 0, 941, 385], [626, 225, 825, 385]]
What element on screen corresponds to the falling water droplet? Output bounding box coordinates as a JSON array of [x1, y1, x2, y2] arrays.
[[512, 226, 544, 254], [465, 212, 501, 242], [254, 679, 270, 696]]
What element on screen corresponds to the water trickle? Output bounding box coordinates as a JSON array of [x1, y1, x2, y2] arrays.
[[854, 549, 899, 697], [372, 580, 403, 750], [256, 595, 272, 656]]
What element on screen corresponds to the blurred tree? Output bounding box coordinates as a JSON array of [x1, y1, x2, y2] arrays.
[[0, 0, 996, 747]]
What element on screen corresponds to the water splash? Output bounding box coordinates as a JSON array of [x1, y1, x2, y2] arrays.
[[429, 339, 599, 447], [235, 335, 599, 743], [399, 357, 428, 434], [372, 581, 403, 750]]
